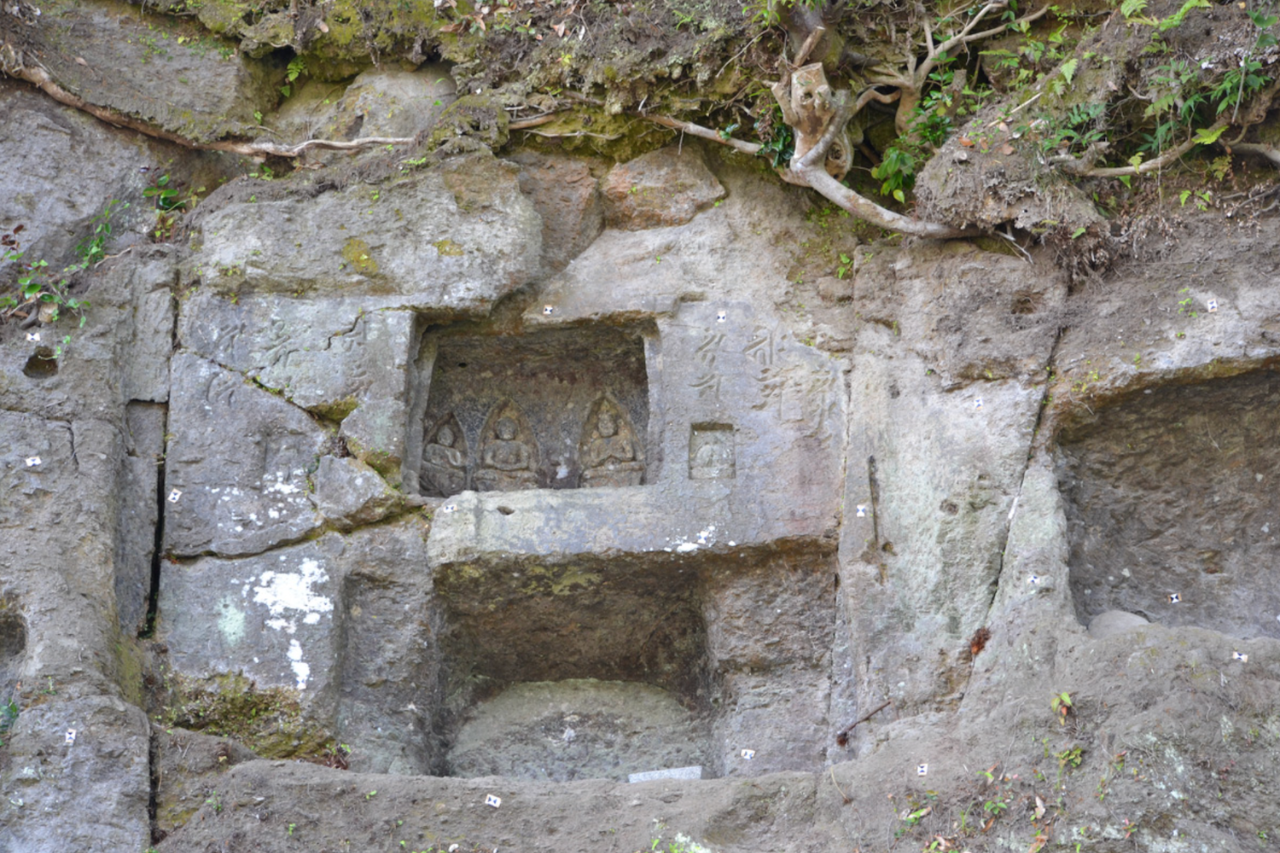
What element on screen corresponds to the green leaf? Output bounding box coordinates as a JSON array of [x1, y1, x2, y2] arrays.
[[839, 253, 851, 265], [1120, 0, 1147, 19], [1060, 57, 1078, 86], [1179, 190, 1192, 206], [1071, 226, 1087, 239], [892, 188, 906, 203], [1192, 125, 1228, 145], [1158, 0, 1209, 31]]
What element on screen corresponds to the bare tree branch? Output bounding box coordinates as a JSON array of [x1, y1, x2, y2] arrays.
[[1053, 122, 1225, 177]]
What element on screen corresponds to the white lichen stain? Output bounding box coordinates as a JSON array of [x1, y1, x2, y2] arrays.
[[253, 558, 332, 619], [252, 557, 333, 690], [264, 472, 303, 496], [287, 639, 311, 689]]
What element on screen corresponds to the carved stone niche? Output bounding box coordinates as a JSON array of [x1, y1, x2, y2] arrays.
[[689, 423, 735, 480], [410, 326, 651, 497]]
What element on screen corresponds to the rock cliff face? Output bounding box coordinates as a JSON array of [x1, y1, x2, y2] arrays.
[[3, 7, 1280, 851]]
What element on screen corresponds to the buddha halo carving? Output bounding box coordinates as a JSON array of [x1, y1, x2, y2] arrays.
[[474, 400, 539, 492], [420, 413, 469, 498], [579, 394, 644, 488]]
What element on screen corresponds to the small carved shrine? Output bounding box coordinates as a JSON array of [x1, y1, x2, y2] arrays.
[[689, 423, 735, 480], [414, 327, 650, 497]]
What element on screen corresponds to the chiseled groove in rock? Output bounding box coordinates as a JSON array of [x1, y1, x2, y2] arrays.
[[974, 327, 1065, 633]]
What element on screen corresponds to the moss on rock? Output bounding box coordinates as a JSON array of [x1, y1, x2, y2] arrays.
[[159, 672, 334, 760]]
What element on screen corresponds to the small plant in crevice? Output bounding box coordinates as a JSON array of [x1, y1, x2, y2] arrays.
[[0, 697, 18, 747], [280, 56, 307, 99], [143, 172, 204, 241], [0, 202, 124, 357], [1051, 690, 1074, 725]]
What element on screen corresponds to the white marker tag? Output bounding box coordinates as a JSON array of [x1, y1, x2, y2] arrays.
[[24, 456, 41, 467], [1207, 299, 1218, 313], [740, 749, 755, 760], [974, 398, 984, 410], [1027, 574, 1041, 585], [65, 729, 76, 745], [542, 305, 555, 315], [856, 505, 867, 518], [167, 489, 182, 503], [485, 794, 501, 808], [1233, 652, 1248, 662], [26, 332, 40, 343], [1168, 593, 1181, 604], [716, 311, 727, 323], [441, 503, 457, 513], [916, 763, 928, 776]]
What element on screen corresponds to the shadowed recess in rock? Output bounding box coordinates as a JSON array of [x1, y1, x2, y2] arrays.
[[412, 325, 650, 496], [432, 544, 838, 779], [0, 595, 25, 696], [1057, 366, 1280, 638]]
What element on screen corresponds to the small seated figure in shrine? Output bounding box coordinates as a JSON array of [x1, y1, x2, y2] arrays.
[[420, 422, 467, 497], [580, 404, 644, 488], [474, 416, 538, 492]]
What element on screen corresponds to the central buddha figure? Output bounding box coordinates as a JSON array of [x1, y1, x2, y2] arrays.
[[474, 405, 539, 492]]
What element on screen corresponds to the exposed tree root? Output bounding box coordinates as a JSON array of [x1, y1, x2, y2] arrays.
[[639, 112, 764, 156], [1051, 122, 1226, 178], [2, 47, 559, 159], [772, 64, 979, 239], [866, 0, 1052, 134], [1228, 141, 1280, 167], [3, 57, 417, 157], [631, 66, 977, 239]]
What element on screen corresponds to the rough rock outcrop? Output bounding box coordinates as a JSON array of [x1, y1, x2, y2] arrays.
[[4, 30, 1280, 853]]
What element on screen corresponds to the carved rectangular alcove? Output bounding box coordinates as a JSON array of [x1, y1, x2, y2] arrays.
[[1057, 367, 1280, 639], [689, 423, 735, 480], [430, 545, 838, 783], [410, 326, 651, 497]]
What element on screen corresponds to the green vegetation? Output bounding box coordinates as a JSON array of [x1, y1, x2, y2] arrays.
[[1, 199, 127, 358], [1051, 690, 1073, 724], [0, 697, 18, 747]]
